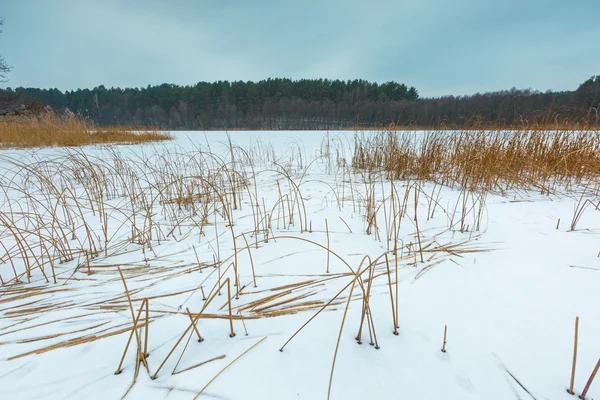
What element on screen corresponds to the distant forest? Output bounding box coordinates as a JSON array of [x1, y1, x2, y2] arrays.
[[1, 76, 600, 129]]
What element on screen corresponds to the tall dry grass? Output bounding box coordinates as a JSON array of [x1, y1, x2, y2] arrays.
[[0, 109, 171, 148], [353, 126, 600, 194]]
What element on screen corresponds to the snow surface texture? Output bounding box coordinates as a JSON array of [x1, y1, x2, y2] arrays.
[[0, 130, 598, 400]]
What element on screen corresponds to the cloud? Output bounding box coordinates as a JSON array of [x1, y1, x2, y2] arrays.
[[1, 0, 599, 96]]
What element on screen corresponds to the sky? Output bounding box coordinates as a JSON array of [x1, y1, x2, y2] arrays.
[[1, 0, 599, 98]]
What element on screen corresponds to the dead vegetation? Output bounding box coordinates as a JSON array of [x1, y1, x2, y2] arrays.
[[0, 108, 171, 148], [352, 127, 600, 194]]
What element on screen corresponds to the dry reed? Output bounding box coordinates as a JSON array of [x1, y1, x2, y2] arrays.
[[353, 127, 600, 194], [0, 109, 171, 148]]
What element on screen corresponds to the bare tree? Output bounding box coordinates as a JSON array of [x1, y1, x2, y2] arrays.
[[0, 18, 11, 82]]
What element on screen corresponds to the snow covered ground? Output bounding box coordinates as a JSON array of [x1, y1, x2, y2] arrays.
[[0, 130, 598, 400]]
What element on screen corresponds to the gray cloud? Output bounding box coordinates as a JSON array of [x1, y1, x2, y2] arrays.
[[1, 0, 599, 97]]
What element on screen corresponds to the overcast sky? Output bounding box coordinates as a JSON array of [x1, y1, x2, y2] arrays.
[[1, 0, 599, 97]]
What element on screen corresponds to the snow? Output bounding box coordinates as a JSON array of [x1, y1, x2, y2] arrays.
[[0, 130, 599, 400]]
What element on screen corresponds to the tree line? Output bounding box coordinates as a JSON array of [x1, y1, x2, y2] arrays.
[[1, 76, 599, 129]]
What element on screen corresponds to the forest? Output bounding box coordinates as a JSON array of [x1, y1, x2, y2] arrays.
[[1, 76, 599, 129]]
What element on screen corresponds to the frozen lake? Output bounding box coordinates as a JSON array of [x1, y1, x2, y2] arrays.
[[0, 130, 598, 400]]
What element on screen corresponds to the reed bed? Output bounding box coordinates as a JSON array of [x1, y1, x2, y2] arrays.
[[0, 109, 171, 148], [353, 127, 600, 194]]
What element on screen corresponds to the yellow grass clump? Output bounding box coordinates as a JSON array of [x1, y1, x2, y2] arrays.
[[0, 109, 171, 148], [353, 126, 600, 194]]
